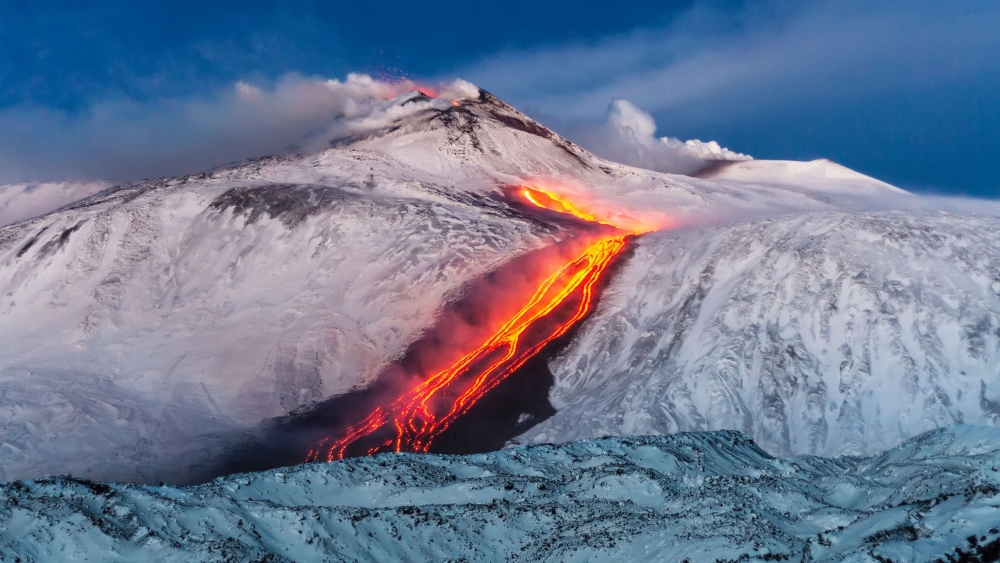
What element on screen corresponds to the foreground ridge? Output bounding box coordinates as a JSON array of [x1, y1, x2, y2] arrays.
[[2, 426, 999, 561]]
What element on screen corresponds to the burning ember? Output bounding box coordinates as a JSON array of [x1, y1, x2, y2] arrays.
[[308, 186, 635, 462]]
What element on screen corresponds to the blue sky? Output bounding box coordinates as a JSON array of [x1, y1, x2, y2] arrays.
[[2, 0, 998, 197]]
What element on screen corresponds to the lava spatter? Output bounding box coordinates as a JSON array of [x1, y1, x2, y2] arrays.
[[308, 187, 633, 462]]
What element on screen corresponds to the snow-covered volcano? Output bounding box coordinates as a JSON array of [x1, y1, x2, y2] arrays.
[[0, 87, 996, 484]]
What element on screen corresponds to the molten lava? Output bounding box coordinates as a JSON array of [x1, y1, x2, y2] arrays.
[[308, 186, 633, 462], [520, 186, 610, 226]]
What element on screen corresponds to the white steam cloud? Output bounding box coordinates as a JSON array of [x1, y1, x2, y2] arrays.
[[438, 79, 481, 101], [573, 99, 750, 175], [0, 74, 481, 185]]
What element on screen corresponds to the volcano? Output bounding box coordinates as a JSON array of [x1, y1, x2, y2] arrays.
[[1, 87, 999, 488]]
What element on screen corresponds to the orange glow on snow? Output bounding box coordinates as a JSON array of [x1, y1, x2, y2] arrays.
[[518, 184, 669, 234], [520, 186, 610, 226], [306, 235, 626, 461], [306, 184, 659, 462]]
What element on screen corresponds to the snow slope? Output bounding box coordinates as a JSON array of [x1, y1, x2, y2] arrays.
[[0, 87, 994, 484], [697, 158, 907, 195], [0, 167, 558, 483], [522, 211, 1000, 458], [1, 426, 998, 562]]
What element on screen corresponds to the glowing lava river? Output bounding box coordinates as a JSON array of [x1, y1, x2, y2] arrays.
[[306, 185, 634, 462]]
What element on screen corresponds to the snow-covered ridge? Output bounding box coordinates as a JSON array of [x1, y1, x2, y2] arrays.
[[2, 426, 998, 562]]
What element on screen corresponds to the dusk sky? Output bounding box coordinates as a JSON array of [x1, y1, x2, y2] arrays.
[[2, 0, 998, 197]]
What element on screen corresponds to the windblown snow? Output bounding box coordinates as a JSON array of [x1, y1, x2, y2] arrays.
[[0, 181, 111, 228], [0, 85, 998, 491]]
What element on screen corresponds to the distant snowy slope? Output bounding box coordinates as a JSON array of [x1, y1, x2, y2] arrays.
[[697, 158, 906, 194], [1, 426, 998, 562], [522, 210, 1000, 457]]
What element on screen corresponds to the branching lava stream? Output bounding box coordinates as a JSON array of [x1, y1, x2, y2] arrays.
[[307, 185, 633, 462]]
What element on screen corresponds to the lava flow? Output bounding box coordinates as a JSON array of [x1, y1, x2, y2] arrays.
[[307, 186, 632, 462], [519, 185, 610, 226]]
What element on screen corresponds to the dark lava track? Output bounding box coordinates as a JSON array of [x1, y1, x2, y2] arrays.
[[212, 235, 637, 479]]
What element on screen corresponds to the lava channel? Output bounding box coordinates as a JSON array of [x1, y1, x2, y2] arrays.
[[308, 187, 632, 462]]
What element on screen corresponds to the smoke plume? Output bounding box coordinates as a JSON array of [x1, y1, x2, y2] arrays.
[[0, 75, 480, 185]]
